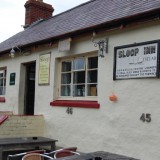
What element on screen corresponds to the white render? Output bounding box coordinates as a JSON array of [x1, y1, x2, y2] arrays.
[[1, 21, 160, 160]]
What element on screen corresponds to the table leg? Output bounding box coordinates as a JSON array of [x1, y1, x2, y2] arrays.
[[0, 147, 3, 160], [51, 143, 55, 150]]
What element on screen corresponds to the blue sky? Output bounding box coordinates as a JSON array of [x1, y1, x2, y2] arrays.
[[0, 0, 89, 42]]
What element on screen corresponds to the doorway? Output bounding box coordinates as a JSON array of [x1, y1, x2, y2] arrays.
[[24, 62, 36, 115]]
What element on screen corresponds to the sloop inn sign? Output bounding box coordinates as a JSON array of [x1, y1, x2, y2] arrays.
[[114, 40, 159, 80]]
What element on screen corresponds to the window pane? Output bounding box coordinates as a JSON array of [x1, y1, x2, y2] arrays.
[[62, 61, 71, 72], [2, 87, 5, 95], [73, 71, 85, 84], [61, 85, 71, 96], [0, 73, 3, 78], [0, 86, 3, 95], [61, 73, 71, 84], [73, 58, 85, 70], [4, 78, 6, 86], [60, 56, 98, 98], [0, 79, 3, 86], [73, 85, 85, 97], [88, 57, 98, 69], [87, 70, 97, 83], [0, 79, 5, 95], [87, 84, 97, 96], [0, 69, 6, 95]]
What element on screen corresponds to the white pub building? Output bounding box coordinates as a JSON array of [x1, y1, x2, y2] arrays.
[[0, 0, 160, 159]]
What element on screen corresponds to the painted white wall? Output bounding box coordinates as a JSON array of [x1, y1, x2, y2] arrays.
[[0, 21, 160, 160]]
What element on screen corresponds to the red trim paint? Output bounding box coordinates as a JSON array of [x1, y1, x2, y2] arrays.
[[9, 115, 44, 116], [0, 115, 8, 125], [0, 97, 5, 103], [50, 100, 100, 109]]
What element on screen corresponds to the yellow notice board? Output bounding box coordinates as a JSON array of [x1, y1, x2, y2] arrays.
[[38, 53, 51, 85]]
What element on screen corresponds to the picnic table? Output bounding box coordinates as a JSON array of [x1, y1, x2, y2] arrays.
[[0, 136, 58, 160]]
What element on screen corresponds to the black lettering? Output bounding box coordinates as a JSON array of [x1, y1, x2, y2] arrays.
[[118, 51, 123, 58], [119, 48, 139, 58], [126, 50, 130, 57], [130, 49, 134, 56], [151, 46, 156, 54], [135, 48, 139, 56], [144, 46, 156, 55]]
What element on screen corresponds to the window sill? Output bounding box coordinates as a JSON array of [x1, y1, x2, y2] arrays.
[[0, 97, 5, 103], [50, 100, 100, 109]]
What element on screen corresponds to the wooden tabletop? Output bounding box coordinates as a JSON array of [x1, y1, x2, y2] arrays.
[[90, 151, 140, 160], [0, 137, 58, 147], [58, 151, 140, 160]]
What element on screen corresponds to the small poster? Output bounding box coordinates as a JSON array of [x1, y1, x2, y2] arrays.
[[58, 38, 71, 52], [38, 53, 51, 85]]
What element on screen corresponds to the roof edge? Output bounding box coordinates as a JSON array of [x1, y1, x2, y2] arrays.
[[0, 6, 160, 56]]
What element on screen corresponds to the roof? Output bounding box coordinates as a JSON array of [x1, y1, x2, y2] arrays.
[[0, 0, 160, 54]]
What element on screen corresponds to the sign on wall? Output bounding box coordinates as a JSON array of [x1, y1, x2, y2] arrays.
[[114, 41, 159, 80], [38, 53, 51, 85], [58, 38, 71, 52], [9, 73, 16, 85]]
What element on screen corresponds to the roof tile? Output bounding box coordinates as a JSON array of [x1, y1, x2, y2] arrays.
[[0, 0, 160, 53]]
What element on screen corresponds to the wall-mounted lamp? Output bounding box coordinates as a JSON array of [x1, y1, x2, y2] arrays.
[[9, 46, 21, 58], [92, 32, 108, 58]]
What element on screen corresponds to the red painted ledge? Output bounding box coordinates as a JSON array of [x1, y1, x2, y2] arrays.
[[50, 100, 100, 109], [0, 97, 5, 103], [0, 115, 8, 125]]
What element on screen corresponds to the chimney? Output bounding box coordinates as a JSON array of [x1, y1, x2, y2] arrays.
[[24, 0, 54, 27]]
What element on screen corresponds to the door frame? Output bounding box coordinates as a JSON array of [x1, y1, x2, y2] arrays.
[[18, 61, 36, 115]]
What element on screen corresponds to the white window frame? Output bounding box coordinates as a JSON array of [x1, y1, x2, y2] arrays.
[[57, 54, 98, 101], [0, 68, 6, 96]]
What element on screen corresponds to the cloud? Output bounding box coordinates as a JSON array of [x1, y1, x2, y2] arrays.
[[0, 0, 89, 42]]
